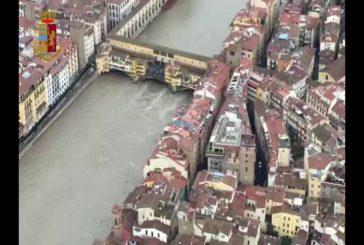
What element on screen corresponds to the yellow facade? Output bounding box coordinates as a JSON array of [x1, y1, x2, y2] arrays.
[[96, 55, 109, 74], [308, 176, 322, 199], [108, 38, 208, 71], [165, 65, 182, 88], [284, 187, 306, 198], [207, 181, 234, 192], [109, 39, 154, 56], [256, 87, 269, 105], [272, 211, 301, 237], [135, 60, 147, 77], [278, 147, 290, 167], [318, 71, 335, 84], [19, 79, 48, 133]]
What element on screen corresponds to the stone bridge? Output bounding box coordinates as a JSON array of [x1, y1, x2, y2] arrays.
[[96, 0, 212, 92]]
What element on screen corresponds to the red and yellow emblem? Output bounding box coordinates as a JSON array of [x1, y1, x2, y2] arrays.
[[34, 11, 57, 57]]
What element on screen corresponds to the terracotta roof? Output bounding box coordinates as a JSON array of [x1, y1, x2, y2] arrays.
[[312, 124, 337, 143], [322, 56, 345, 81], [170, 235, 205, 245], [274, 173, 307, 190], [196, 192, 209, 209], [222, 175, 237, 188], [306, 15, 320, 29], [220, 224, 233, 236], [293, 229, 308, 245], [319, 49, 335, 66], [304, 201, 318, 215], [266, 186, 285, 203], [231, 192, 247, 217], [337, 147, 345, 161], [246, 220, 260, 237], [47, 0, 62, 10], [310, 0, 325, 7], [271, 203, 300, 216], [285, 97, 327, 126], [229, 234, 245, 245], [203, 222, 219, 235], [139, 237, 167, 245], [123, 185, 148, 205], [19, 16, 35, 30], [330, 99, 345, 118], [308, 152, 331, 170], [327, 6, 342, 18], [19, 66, 45, 99]]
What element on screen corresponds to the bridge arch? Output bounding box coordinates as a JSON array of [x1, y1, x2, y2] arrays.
[[109, 69, 169, 90]]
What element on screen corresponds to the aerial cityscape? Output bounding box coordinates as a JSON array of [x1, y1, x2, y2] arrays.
[[19, 0, 345, 245]]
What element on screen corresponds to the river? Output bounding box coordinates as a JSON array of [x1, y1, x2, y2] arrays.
[[19, 1, 246, 244]]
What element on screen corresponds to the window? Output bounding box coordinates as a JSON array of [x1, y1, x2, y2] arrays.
[[246, 167, 248, 172], [326, 75, 329, 80], [230, 51, 235, 56]]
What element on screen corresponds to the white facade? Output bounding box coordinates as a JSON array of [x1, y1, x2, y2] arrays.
[[84, 29, 95, 63], [292, 77, 307, 98], [68, 47, 79, 79], [137, 207, 154, 225], [46, 64, 70, 106], [132, 226, 168, 243], [320, 41, 336, 53], [244, 207, 265, 225], [77, 13, 107, 45], [300, 220, 309, 232], [108, 55, 132, 72], [107, 0, 140, 31], [44, 40, 78, 106], [116, 0, 168, 39], [314, 219, 337, 236], [325, 15, 340, 25]]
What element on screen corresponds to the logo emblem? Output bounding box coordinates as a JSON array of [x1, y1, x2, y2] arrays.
[[34, 11, 57, 58]]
